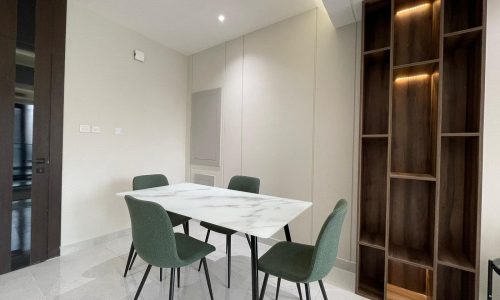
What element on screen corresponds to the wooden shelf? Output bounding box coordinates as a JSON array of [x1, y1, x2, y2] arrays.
[[393, 59, 440, 70], [364, 0, 391, 52], [360, 232, 385, 250], [364, 46, 391, 56], [389, 245, 433, 270], [390, 172, 436, 182], [442, 29, 483, 134], [388, 260, 433, 300], [390, 179, 435, 269], [359, 283, 384, 300], [363, 50, 390, 135], [444, 0, 483, 34], [362, 134, 388, 138], [437, 265, 476, 299], [438, 249, 475, 273], [359, 246, 385, 300], [443, 26, 483, 38], [394, 0, 440, 66], [360, 138, 388, 248], [439, 137, 479, 275], [387, 284, 429, 300], [358, 0, 484, 298], [392, 62, 439, 176], [442, 132, 480, 137]]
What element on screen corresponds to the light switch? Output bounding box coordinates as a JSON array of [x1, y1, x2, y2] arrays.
[[134, 50, 145, 62], [91, 126, 101, 133], [115, 128, 123, 135], [79, 125, 91, 133]]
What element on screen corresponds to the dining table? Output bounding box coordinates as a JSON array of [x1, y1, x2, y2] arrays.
[[117, 182, 312, 300]]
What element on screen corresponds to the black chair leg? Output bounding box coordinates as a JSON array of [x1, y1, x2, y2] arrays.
[[275, 277, 281, 300], [134, 264, 152, 300], [227, 234, 232, 288], [169, 268, 175, 300], [202, 258, 215, 300], [319, 280, 328, 300], [296, 283, 303, 300], [183, 222, 190, 235], [305, 283, 311, 300], [124, 243, 135, 277], [284, 225, 292, 242], [129, 252, 138, 271], [198, 230, 211, 271], [177, 267, 180, 288], [259, 273, 269, 300], [160, 268, 163, 282]]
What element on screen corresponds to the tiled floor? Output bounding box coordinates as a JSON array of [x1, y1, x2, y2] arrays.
[[0, 222, 366, 299]]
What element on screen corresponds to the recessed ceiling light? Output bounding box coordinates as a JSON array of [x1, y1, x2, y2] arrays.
[[218, 15, 225, 23]]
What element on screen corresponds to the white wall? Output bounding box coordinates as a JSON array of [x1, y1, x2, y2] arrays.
[[62, 1, 188, 246], [188, 8, 360, 269], [480, 0, 500, 297]]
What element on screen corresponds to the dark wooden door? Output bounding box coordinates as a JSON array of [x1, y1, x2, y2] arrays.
[[0, 0, 66, 274]]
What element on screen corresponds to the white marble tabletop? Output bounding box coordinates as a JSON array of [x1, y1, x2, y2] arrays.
[[117, 183, 311, 239]]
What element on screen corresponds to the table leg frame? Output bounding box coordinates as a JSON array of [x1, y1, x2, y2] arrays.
[[251, 235, 259, 300]]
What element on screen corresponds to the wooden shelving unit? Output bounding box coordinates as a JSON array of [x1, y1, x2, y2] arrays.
[[357, 0, 485, 299]]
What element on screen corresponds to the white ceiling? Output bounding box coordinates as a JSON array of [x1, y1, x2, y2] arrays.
[[74, 0, 361, 55], [323, 0, 362, 27]]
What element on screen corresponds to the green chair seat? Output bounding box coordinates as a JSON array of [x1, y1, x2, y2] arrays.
[[258, 199, 348, 300], [125, 196, 215, 300], [124, 174, 191, 279], [258, 241, 314, 283], [197, 175, 261, 289], [200, 221, 237, 235], [175, 232, 215, 265], [169, 212, 191, 227]]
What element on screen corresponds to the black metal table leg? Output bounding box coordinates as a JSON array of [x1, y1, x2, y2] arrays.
[[227, 234, 232, 288], [251, 235, 259, 300], [489, 260, 494, 300]]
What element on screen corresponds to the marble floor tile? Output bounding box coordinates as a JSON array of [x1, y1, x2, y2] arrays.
[[0, 222, 366, 300]]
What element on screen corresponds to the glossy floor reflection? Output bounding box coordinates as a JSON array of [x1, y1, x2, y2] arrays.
[[0, 222, 366, 299]]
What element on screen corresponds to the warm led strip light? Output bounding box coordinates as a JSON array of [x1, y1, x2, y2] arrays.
[[394, 74, 430, 83], [396, 3, 431, 16]]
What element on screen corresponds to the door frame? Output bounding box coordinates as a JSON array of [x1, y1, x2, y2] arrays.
[[0, 0, 66, 274]]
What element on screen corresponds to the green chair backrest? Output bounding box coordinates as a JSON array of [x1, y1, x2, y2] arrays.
[[125, 195, 181, 268], [308, 199, 348, 282], [228, 175, 260, 194], [133, 174, 169, 191]]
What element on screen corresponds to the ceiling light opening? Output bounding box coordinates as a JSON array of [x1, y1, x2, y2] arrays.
[[218, 15, 225, 23]]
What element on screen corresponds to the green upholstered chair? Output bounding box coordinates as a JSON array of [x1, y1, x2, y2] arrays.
[[124, 174, 191, 279], [197, 175, 261, 288], [125, 196, 215, 300], [258, 199, 348, 300]]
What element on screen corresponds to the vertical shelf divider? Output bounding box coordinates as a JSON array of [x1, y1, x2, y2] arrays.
[[384, 0, 395, 299]]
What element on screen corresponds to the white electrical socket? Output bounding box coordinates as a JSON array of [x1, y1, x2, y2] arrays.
[[79, 125, 91, 133], [115, 128, 123, 135], [91, 126, 101, 133]]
